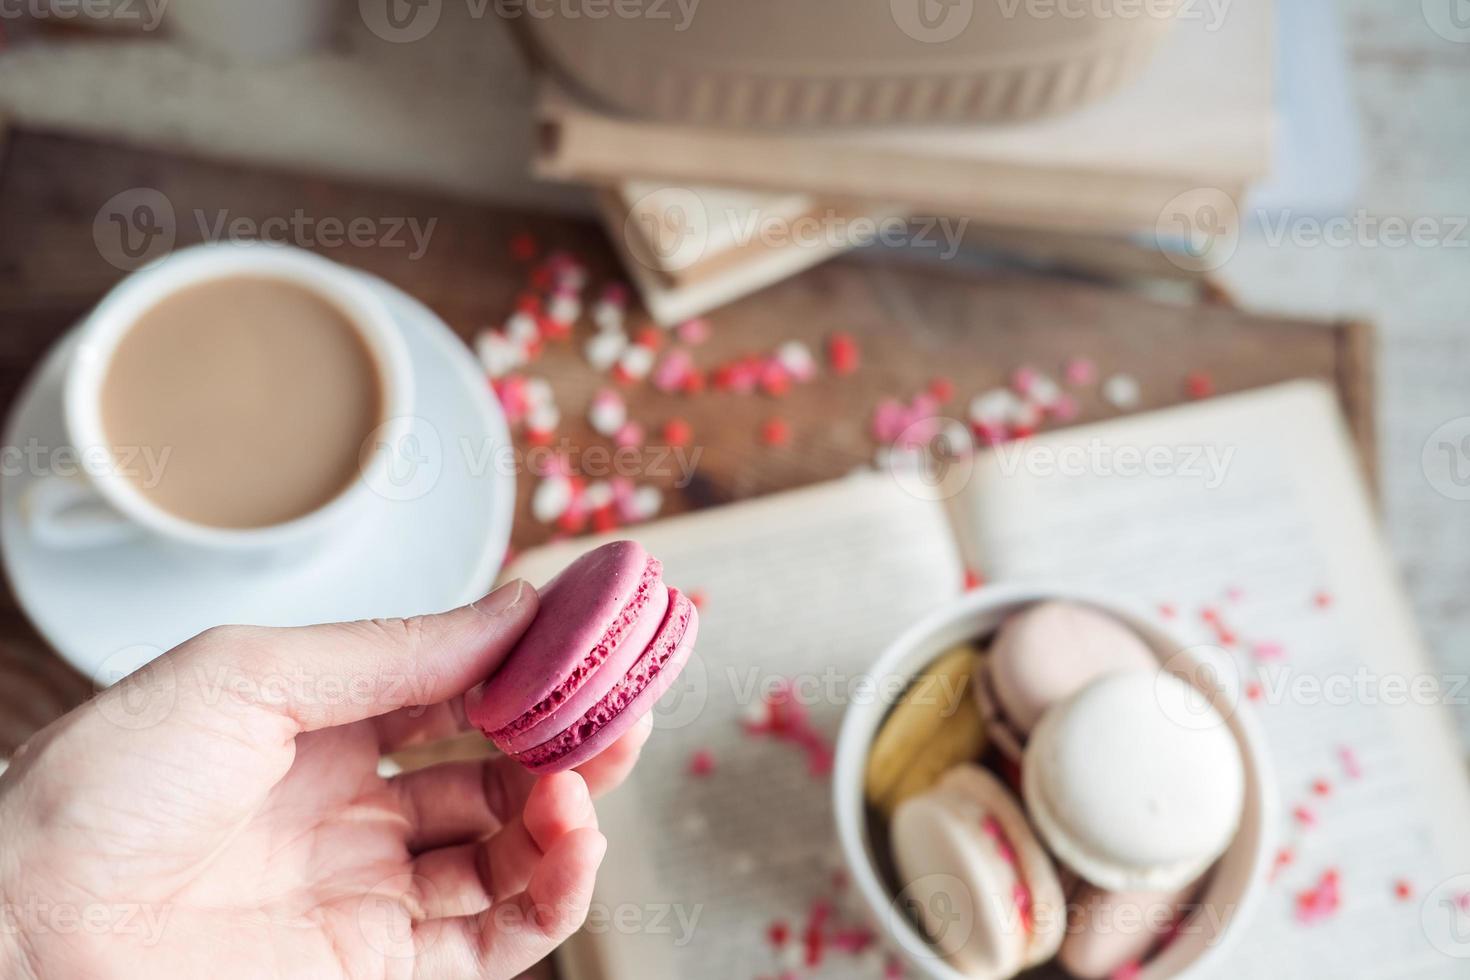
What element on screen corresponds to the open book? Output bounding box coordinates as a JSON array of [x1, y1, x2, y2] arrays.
[[504, 382, 1470, 978]]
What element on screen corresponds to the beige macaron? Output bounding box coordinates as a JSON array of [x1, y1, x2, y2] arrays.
[[891, 765, 1066, 979]]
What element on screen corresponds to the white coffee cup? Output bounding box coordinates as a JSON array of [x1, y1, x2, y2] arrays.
[[833, 585, 1276, 980], [22, 243, 414, 553]]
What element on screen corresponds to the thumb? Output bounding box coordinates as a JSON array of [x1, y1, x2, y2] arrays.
[[157, 578, 538, 734]]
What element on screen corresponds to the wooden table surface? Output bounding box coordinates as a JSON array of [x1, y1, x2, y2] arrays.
[[0, 128, 1373, 756]]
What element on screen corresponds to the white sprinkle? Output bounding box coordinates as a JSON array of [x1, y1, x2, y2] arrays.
[[523, 377, 554, 409], [584, 480, 614, 510], [631, 484, 663, 520], [618, 345, 655, 381], [592, 300, 625, 333], [1103, 373, 1141, 409], [473, 331, 524, 378], [375, 756, 402, 778], [968, 388, 1019, 426], [938, 418, 973, 454], [548, 294, 581, 325], [1007, 399, 1043, 429], [1027, 373, 1061, 407], [775, 340, 817, 382], [531, 475, 572, 523], [527, 402, 560, 433], [504, 311, 539, 346], [588, 390, 627, 436], [585, 331, 627, 371]]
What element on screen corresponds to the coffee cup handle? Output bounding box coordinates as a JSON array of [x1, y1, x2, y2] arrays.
[[22, 475, 143, 549]]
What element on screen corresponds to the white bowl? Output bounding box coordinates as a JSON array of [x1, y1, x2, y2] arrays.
[[833, 584, 1276, 980]]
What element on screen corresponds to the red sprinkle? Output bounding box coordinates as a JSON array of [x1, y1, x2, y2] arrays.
[[1294, 869, 1341, 925], [928, 376, 955, 403], [1394, 880, 1414, 902], [761, 417, 792, 446], [1312, 778, 1332, 797], [1313, 591, 1334, 609], [1270, 847, 1295, 881], [1338, 745, 1363, 779], [827, 332, 860, 375], [767, 921, 790, 948], [635, 326, 663, 350], [1293, 805, 1317, 828], [964, 568, 984, 591], [688, 589, 708, 610], [509, 232, 538, 261], [1185, 371, 1215, 399], [688, 749, 715, 777], [663, 418, 693, 447], [1246, 681, 1264, 702]]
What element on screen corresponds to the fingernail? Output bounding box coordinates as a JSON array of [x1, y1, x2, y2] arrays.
[[474, 579, 528, 616]]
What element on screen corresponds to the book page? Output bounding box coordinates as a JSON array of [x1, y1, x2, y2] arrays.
[[506, 476, 964, 980], [950, 381, 1470, 976]]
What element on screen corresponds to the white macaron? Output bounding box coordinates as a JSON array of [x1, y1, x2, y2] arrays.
[[1023, 669, 1244, 892], [891, 765, 1066, 979]]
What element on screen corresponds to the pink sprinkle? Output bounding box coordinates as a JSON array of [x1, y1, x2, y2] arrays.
[[1338, 745, 1363, 780], [676, 317, 710, 345], [1313, 590, 1334, 609], [1158, 602, 1177, 619], [1246, 681, 1263, 702], [1293, 805, 1317, 828], [1049, 393, 1079, 421], [1011, 366, 1038, 395], [872, 398, 906, 443], [1253, 641, 1286, 662], [1455, 892, 1470, 913], [1312, 778, 1332, 797], [1064, 357, 1097, 386], [688, 750, 715, 777], [1270, 847, 1295, 882], [652, 349, 695, 393], [614, 421, 644, 448], [1294, 869, 1341, 925], [1394, 880, 1414, 902], [884, 958, 907, 980]]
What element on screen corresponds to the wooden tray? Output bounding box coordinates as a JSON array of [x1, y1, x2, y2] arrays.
[[0, 127, 1374, 751]]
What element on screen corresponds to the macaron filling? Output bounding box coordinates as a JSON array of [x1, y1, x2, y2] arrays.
[[514, 588, 694, 770], [488, 555, 662, 746], [980, 815, 1035, 937]]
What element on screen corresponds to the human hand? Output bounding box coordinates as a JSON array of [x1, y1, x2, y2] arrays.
[[0, 580, 650, 979]]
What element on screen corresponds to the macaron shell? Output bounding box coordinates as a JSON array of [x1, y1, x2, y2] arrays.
[[936, 765, 1066, 968], [468, 540, 657, 737], [989, 601, 1158, 735], [496, 579, 671, 754], [891, 794, 1027, 979], [891, 765, 1064, 978], [864, 646, 986, 816], [971, 655, 1026, 764], [1059, 882, 1198, 979], [1023, 669, 1245, 892], [516, 587, 698, 774]]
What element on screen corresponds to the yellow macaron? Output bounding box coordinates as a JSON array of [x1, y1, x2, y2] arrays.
[[865, 644, 987, 817]]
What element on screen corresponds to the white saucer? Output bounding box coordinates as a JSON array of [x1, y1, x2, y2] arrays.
[[0, 274, 514, 683]]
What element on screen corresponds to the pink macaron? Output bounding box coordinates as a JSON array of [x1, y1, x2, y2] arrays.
[[466, 540, 698, 773]]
